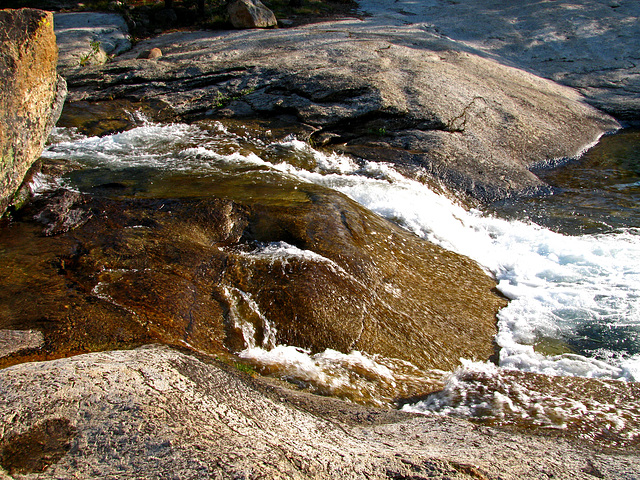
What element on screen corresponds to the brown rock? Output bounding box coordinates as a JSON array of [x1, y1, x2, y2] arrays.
[[0, 9, 66, 216], [227, 0, 277, 29], [137, 47, 163, 59], [147, 47, 162, 59], [0, 177, 505, 384]]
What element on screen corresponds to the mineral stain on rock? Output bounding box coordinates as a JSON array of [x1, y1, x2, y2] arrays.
[[0, 418, 76, 475]]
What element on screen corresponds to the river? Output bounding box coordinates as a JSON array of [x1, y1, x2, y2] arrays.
[[37, 118, 640, 447]]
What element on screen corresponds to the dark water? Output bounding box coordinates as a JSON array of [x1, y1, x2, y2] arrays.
[[492, 129, 640, 235]]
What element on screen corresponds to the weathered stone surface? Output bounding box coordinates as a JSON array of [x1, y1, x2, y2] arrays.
[[0, 178, 505, 380], [0, 330, 43, 359], [227, 0, 277, 29], [54, 12, 130, 73], [0, 345, 637, 479], [61, 18, 619, 200], [0, 8, 66, 216], [358, 0, 640, 125]]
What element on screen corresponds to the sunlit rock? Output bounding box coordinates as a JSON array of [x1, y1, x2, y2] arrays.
[[0, 345, 637, 478], [0, 177, 505, 377], [227, 0, 277, 29], [0, 9, 66, 216], [54, 12, 131, 73]]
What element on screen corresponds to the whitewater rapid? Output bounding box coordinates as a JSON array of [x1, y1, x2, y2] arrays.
[[42, 120, 640, 388]]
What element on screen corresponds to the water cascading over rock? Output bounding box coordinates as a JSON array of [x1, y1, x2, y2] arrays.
[[0, 172, 506, 380]]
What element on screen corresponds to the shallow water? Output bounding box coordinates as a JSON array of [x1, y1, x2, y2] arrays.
[[32, 118, 640, 446]]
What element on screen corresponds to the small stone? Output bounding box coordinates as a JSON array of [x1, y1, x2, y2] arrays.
[[138, 47, 163, 59]]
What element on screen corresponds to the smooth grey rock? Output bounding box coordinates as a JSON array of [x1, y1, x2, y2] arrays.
[[63, 22, 618, 200], [0, 345, 638, 479], [54, 12, 131, 73], [358, 0, 640, 124]]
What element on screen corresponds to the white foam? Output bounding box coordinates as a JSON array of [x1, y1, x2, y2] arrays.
[[279, 138, 360, 174], [43, 122, 263, 173], [222, 285, 276, 350], [28, 172, 63, 195], [403, 360, 640, 444], [235, 241, 350, 278], [239, 344, 444, 406], [240, 346, 394, 384], [275, 150, 640, 381], [42, 121, 640, 383]]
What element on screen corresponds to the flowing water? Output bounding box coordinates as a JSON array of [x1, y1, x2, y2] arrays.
[[35, 118, 640, 447]]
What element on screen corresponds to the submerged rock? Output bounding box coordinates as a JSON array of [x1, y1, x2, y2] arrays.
[[0, 8, 66, 216], [0, 175, 505, 378], [0, 345, 637, 479]]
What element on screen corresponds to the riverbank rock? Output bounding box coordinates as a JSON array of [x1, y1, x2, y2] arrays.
[[61, 18, 619, 200], [0, 330, 43, 358], [54, 12, 131, 73], [358, 0, 640, 125], [0, 344, 637, 479], [0, 8, 67, 216], [0, 177, 505, 388], [228, 0, 277, 29]]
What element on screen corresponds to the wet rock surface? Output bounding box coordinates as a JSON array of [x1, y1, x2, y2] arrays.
[[0, 345, 638, 479], [0, 8, 66, 215], [0, 175, 505, 377]]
